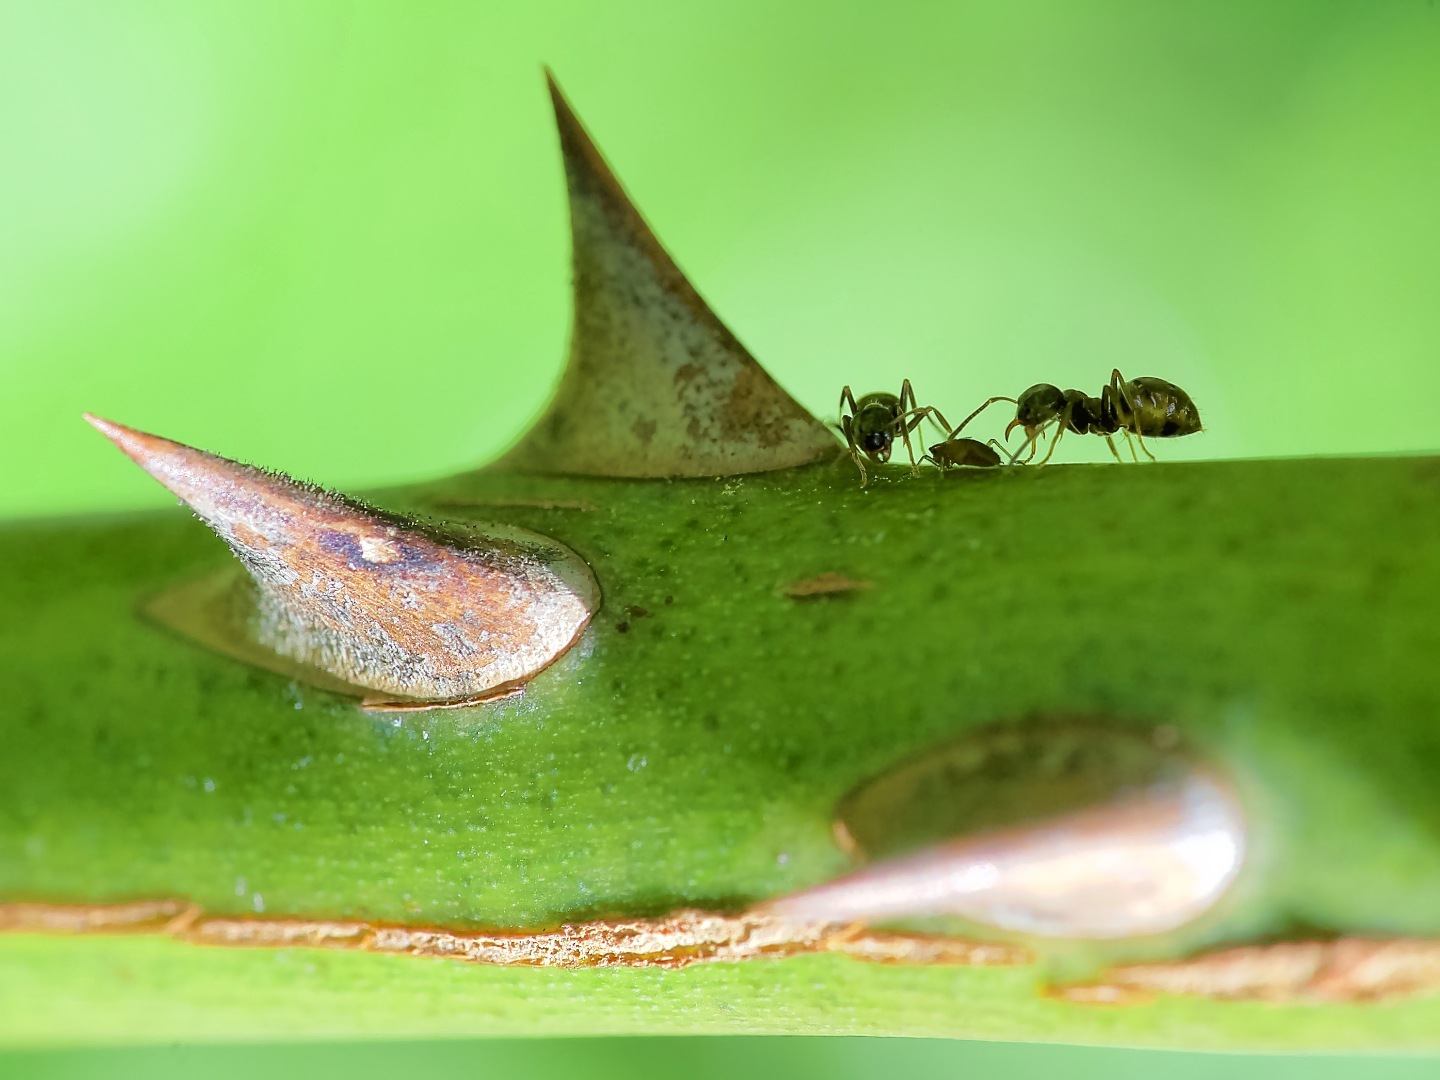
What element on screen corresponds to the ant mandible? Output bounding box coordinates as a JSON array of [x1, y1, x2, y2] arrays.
[[838, 380, 946, 486], [953, 369, 1201, 465]]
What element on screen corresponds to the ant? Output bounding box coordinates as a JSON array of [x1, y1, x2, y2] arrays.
[[954, 369, 1201, 466], [838, 381, 946, 486]]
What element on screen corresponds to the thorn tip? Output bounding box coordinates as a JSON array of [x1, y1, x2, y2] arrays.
[[500, 75, 836, 477], [91, 418, 599, 702]]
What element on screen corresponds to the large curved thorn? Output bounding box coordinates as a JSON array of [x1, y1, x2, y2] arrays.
[[85, 415, 598, 704], [497, 73, 837, 478]]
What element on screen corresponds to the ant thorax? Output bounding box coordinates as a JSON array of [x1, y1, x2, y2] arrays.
[[1064, 390, 1110, 435]]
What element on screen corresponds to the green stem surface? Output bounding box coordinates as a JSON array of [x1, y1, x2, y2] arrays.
[[3, 457, 1439, 1048]]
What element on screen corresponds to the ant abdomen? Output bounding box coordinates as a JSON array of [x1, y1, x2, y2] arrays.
[[1124, 377, 1202, 438]]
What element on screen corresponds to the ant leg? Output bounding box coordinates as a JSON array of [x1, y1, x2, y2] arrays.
[[1122, 430, 1139, 463], [896, 404, 944, 429], [1103, 434, 1124, 464], [898, 378, 949, 474], [1111, 370, 1149, 435], [899, 379, 916, 410], [897, 409, 927, 474], [1036, 402, 1076, 466], [1036, 423, 1067, 465], [1005, 425, 1042, 465], [924, 404, 953, 438], [1107, 373, 1156, 461], [899, 406, 948, 474], [892, 380, 927, 466], [1009, 429, 1043, 465], [839, 414, 869, 486], [953, 396, 1018, 436], [838, 386, 872, 484], [893, 382, 922, 475], [1111, 369, 1133, 407]]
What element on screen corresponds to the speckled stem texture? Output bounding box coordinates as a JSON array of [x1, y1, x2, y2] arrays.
[[3, 456, 1440, 1047]]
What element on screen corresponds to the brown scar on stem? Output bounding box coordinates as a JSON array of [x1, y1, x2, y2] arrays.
[[1058, 938, 1440, 1004], [0, 899, 201, 935], [0, 901, 1025, 971], [782, 573, 874, 599], [11, 901, 1440, 998], [86, 415, 599, 704]]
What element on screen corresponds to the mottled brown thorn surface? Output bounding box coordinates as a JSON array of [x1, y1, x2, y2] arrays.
[[85, 415, 599, 702], [495, 72, 837, 478]]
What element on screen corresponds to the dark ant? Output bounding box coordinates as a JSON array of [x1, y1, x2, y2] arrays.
[[955, 369, 1201, 465], [838, 381, 945, 486]]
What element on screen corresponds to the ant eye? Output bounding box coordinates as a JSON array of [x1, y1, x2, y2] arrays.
[[863, 432, 889, 453]]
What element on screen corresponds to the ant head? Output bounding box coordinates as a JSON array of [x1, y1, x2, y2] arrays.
[[861, 428, 893, 461], [854, 398, 900, 462], [1014, 384, 1066, 427]]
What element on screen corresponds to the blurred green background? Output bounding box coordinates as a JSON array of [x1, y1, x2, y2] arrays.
[[3, 1, 1439, 520], [2, 0, 1438, 1074]]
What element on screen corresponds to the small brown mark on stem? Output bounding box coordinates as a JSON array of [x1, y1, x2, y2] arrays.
[[783, 573, 873, 599]]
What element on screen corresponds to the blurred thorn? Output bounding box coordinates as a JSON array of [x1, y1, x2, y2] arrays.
[[756, 772, 1247, 940], [496, 71, 837, 478], [85, 414, 598, 703]]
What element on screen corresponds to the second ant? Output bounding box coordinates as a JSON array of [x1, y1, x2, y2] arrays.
[[951, 369, 1202, 466]]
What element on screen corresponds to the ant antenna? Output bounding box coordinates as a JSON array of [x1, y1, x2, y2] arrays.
[[951, 396, 1017, 437]]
